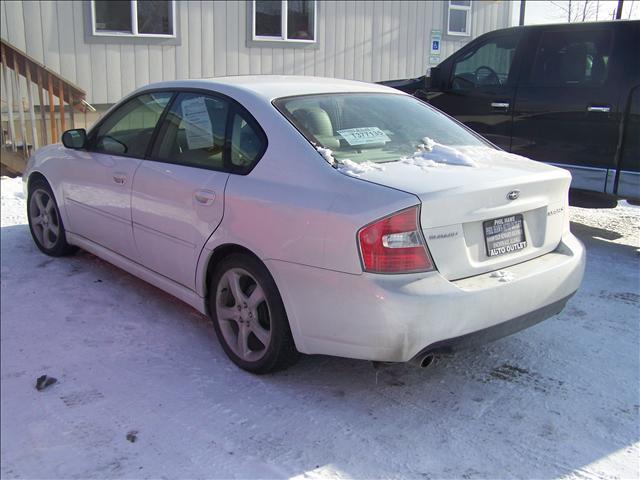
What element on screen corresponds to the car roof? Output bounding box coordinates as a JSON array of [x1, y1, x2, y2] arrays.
[[136, 75, 402, 102]]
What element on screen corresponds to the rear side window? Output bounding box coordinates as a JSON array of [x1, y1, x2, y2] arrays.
[[154, 93, 229, 170], [152, 92, 267, 173], [230, 113, 264, 168], [91, 92, 172, 157], [529, 30, 612, 86]]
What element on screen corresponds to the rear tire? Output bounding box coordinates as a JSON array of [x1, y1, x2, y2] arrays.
[[209, 253, 299, 374], [27, 179, 77, 257]]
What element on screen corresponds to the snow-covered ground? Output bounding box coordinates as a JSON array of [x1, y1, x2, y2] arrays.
[[1, 175, 638, 479]]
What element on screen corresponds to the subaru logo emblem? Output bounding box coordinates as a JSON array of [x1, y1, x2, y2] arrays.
[[507, 190, 520, 200]]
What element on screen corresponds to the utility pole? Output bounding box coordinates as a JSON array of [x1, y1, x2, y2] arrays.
[[616, 0, 624, 18], [519, 0, 526, 25]]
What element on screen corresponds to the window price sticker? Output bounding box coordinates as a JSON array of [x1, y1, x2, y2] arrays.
[[337, 127, 390, 146], [181, 96, 214, 150]]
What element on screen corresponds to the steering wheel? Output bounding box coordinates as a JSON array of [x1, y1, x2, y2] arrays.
[[474, 66, 501, 86]]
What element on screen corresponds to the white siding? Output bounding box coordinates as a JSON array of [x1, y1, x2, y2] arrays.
[[201, 4, 215, 78], [72, 1, 92, 99], [106, 44, 122, 100], [40, 1, 61, 74], [0, 0, 512, 105], [3, 1, 27, 52], [22, 2, 44, 63], [57, 1, 77, 82], [213, 1, 227, 77]]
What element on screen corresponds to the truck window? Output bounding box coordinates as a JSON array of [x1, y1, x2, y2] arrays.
[[529, 30, 612, 86], [451, 34, 520, 90]]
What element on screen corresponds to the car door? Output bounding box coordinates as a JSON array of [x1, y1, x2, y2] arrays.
[[511, 25, 622, 192], [428, 30, 523, 150], [62, 92, 172, 260], [131, 91, 267, 290]]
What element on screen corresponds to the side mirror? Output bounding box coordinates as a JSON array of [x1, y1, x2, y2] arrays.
[[429, 65, 450, 92], [429, 67, 444, 91], [61, 129, 87, 149]]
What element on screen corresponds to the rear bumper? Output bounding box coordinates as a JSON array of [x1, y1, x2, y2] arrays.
[[409, 293, 573, 363], [267, 232, 585, 363]]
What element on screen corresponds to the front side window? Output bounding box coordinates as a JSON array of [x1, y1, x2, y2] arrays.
[[154, 93, 229, 170], [91, 92, 172, 157], [253, 0, 316, 42], [451, 34, 520, 90], [274, 93, 487, 165], [529, 30, 612, 86], [447, 1, 472, 36], [91, 0, 175, 37]]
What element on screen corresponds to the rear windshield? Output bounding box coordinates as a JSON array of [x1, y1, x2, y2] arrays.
[[274, 93, 489, 164]]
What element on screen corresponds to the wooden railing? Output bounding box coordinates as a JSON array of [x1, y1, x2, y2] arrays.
[[1, 39, 95, 165]]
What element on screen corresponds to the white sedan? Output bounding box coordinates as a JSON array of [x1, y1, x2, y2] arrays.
[[23, 76, 585, 373]]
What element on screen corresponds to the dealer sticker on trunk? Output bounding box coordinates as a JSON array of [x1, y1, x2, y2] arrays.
[[483, 214, 527, 257]]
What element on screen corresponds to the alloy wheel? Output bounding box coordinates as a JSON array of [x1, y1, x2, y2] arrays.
[[29, 189, 61, 249], [215, 268, 272, 362]]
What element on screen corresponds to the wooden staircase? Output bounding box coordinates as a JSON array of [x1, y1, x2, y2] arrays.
[[1, 39, 95, 174]]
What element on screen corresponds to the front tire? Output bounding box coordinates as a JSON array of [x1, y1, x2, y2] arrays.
[[209, 253, 299, 374], [27, 179, 77, 257]]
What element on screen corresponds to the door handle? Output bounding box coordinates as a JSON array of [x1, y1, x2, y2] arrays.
[[490, 102, 510, 110], [587, 105, 611, 113], [113, 174, 127, 185], [194, 190, 216, 206]]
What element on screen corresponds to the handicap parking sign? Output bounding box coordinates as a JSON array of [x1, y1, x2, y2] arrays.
[[430, 30, 441, 55]]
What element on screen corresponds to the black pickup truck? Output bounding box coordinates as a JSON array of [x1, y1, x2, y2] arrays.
[[385, 21, 640, 198]]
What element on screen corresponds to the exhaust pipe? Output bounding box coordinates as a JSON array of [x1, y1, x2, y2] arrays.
[[371, 352, 436, 370], [409, 352, 435, 369]]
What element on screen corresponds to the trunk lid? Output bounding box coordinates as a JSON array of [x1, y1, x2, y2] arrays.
[[346, 147, 571, 280]]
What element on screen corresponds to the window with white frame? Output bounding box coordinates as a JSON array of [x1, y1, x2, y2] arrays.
[[447, 1, 472, 36], [91, 0, 176, 38], [253, 0, 316, 43]]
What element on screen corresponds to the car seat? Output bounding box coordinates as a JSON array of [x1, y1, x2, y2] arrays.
[[590, 54, 607, 83], [292, 107, 340, 149], [563, 43, 588, 84]]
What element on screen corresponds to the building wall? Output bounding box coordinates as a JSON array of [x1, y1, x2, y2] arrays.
[[1, 1, 512, 105]]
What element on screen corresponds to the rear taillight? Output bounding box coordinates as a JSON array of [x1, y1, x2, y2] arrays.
[[358, 205, 435, 274]]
